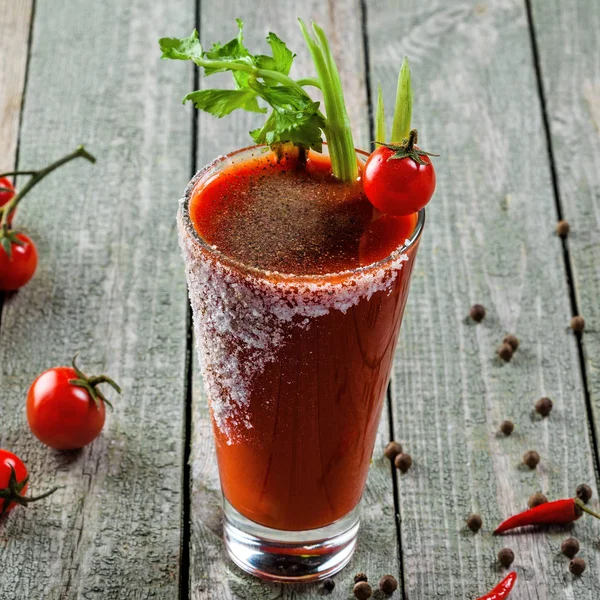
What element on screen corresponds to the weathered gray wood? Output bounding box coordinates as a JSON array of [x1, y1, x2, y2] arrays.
[[189, 2, 401, 598], [530, 0, 600, 465], [367, 0, 600, 598], [0, 0, 193, 598], [0, 0, 32, 172]]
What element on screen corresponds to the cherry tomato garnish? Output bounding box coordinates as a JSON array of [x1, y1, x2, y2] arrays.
[[364, 129, 436, 216], [0, 177, 16, 224], [0, 451, 28, 515], [27, 357, 121, 450], [0, 233, 37, 291], [0, 450, 58, 515]]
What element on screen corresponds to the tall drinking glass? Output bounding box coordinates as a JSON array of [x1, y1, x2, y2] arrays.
[[178, 145, 424, 582]]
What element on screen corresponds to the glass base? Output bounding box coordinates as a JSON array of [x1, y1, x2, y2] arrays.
[[223, 500, 360, 582]]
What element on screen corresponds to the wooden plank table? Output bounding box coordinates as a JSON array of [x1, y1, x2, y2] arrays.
[[1, 0, 598, 598]]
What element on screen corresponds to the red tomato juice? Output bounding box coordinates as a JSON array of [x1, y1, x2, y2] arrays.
[[185, 148, 420, 531]]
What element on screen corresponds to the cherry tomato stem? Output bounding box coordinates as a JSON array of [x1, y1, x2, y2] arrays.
[[0, 145, 95, 230]]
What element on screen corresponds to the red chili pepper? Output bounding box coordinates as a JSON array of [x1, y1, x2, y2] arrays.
[[495, 498, 600, 534], [476, 572, 517, 600]]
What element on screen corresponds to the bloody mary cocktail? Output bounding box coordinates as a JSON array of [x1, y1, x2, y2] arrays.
[[179, 146, 424, 578], [163, 17, 435, 582]]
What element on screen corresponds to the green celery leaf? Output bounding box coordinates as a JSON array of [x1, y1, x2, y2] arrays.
[[204, 18, 253, 85], [159, 30, 203, 61], [249, 82, 311, 109], [183, 89, 265, 116], [265, 32, 294, 75], [248, 82, 325, 151], [160, 20, 326, 153]]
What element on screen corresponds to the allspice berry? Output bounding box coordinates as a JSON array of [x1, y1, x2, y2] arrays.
[[556, 220, 570, 238], [470, 304, 486, 322], [498, 547, 515, 568], [498, 343, 513, 362], [535, 397, 553, 417], [354, 572, 368, 584], [384, 441, 403, 461], [569, 557, 586, 576], [395, 453, 413, 473], [500, 420, 515, 436], [467, 514, 483, 533], [323, 578, 335, 592], [528, 492, 548, 508], [523, 450, 540, 469], [576, 484, 593, 504], [503, 335, 519, 351], [561, 538, 580, 559], [570, 316, 585, 333], [379, 574, 398, 595], [353, 581, 373, 600]]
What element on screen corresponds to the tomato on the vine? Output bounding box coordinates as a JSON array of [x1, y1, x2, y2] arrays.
[[0, 177, 16, 224], [0, 177, 15, 208], [364, 129, 436, 216], [27, 356, 121, 450], [0, 450, 57, 515], [0, 232, 38, 291]]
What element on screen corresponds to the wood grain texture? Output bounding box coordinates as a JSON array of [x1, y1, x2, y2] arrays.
[[0, 0, 32, 172], [0, 0, 193, 598], [188, 2, 401, 598], [529, 0, 600, 459], [367, 0, 600, 598]]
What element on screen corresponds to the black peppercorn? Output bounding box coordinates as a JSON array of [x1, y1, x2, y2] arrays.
[[535, 397, 553, 417], [354, 572, 368, 583], [576, 484, 593, 504], [503, 334, 519, 351], [569, 557, 586, 575], [570, 316, 585, 333], [528, 492, 548, 508], [556, 220, 570, 238], [561, 538, 580, 559], [498, 343, 513, 362], [467, 514, 483, 533], [384, 441, 403, 461], [500, 420, 514, 436], [394, 453, 413, 473], [523, 450, 540, 469], [498, 547, 515, 568], [379, 574, 398, 595], [323, 578, 335, 592], [353, 581, 373, 599], [470, 304, 486, 322]]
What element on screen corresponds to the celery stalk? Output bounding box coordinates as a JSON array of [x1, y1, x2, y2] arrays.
[[299, 20, 358, 182], [375, 83, 386, 144], [391, 57, 412, 142]]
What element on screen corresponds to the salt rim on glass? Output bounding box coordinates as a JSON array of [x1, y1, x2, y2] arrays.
[[178, 146, 424, 443]]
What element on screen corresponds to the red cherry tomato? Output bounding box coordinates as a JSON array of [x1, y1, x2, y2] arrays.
[[0, 450, 29, 515], [0, 177, 16, 224], [27, 367, 108, 450], [0, 233, 38, 291], [363, 146, 436, 216], [0, 177, 15, 208]]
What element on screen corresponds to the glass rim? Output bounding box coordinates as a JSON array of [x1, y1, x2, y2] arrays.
[[180, 144, 426, 283]]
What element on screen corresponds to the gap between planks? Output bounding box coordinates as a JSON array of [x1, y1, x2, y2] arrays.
[[524, 0, 600, 482], [0, 0, 34, 328]]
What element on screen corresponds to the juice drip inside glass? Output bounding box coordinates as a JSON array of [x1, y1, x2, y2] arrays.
[[189, 149, 419, 531], [191, 150, 417, 274]]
